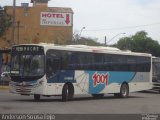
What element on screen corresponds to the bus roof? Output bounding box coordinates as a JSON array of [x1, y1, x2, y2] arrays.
[[12, 43, 152, 57]]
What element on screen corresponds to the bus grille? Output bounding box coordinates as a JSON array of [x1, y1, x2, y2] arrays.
[[16, 87, 32, 94]]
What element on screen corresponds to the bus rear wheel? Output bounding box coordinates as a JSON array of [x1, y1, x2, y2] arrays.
[[34, 94, 40, 101], [114, 83, 129, 98], [120, 83, 129, 98], [62, 83, 74, 102]]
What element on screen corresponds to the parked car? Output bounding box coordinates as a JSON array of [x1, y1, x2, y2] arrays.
[[0, 71, 11, 81]]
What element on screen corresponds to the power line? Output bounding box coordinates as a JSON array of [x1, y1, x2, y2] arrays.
[[84, 22, 160, 32]]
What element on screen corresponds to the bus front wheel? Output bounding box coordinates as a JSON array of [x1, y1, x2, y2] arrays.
[[34, 94, 40, 101], [62, 83, 74, 102]]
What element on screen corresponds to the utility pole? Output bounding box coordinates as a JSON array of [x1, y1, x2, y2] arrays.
[[11, 0, 16, 46], [105, 36, 107, 45], [17, 21, 20, 44]]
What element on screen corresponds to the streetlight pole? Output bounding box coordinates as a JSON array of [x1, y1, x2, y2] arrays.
[[106, 33, 126, 45], [11, 0, 16, 46], [79, 27, 85, 39]]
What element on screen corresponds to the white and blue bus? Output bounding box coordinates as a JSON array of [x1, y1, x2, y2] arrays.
[[9, 44, 152, 101]]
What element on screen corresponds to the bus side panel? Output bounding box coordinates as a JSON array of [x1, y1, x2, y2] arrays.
[[43, 71, 152, 96], [43, 82, 57, 95], [74, 71, 152, 95], [74, 71, 90, 95], [73, 70, 134, 95], [45, 70, 76, 95], [129, 82, 152, 92], [128, 72, 152, 92]]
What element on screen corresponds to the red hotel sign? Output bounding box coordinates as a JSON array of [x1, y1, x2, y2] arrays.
[[40, 12, 72, 26]]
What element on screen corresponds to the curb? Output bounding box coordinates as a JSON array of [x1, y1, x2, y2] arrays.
[[0, 86, 9, 90]]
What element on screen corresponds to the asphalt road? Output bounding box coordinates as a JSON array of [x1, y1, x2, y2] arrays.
[[0, 89, 160, 114]]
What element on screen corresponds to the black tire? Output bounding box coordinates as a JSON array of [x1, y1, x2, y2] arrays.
[[92, 94, 104, 98], [120, 83, 129, 98], [34, 94, 40, 101], [68, 84, 74, 100], [62, 83, 74, 102]]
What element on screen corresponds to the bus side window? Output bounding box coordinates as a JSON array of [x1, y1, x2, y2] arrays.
[[46, 57, 61, 78], [52, 58, 61, 70], [46, 58, 52, 78], [93, 53, 104, 70]]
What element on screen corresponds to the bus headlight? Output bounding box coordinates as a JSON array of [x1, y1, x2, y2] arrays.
[[38, 80, 44, 85]]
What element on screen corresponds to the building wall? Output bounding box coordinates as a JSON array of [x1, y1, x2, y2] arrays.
[[0, 4, 73, 48]]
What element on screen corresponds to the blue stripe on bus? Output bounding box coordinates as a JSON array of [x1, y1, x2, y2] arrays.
[[108, 72, 136, 84], [86, 71, 136, 94]]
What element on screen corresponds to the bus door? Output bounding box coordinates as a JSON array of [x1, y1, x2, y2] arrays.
[[46, 53, 61, 94]]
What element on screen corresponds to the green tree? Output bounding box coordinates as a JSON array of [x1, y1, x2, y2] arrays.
[[72, 33, 101, 46], [117, 37, 132, 50], [116, 31, 160, 56], [76, 37, 101, 46], [131, 31, 150, 52], [0, 6, 12, 37]]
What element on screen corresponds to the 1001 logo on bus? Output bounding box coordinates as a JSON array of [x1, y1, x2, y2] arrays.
[[92, 72, 109, 87]]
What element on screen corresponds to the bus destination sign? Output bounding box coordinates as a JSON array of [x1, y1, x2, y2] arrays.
[[12, 46, 44, 53]]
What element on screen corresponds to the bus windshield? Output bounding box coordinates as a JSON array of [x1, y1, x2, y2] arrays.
[[11, 54, 45, 77]]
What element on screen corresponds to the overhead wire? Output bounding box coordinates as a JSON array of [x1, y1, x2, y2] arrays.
[[84, 22, 160, 32]]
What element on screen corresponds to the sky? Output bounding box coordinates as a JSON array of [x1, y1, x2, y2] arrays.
[[0, 0, 160, 44]]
